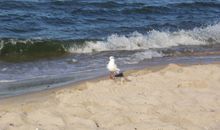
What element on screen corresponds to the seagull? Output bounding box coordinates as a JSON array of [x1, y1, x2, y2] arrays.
[[107, 56, 120, 79]]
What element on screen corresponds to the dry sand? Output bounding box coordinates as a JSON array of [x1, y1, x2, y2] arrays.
[[0, 63, 220, 130]]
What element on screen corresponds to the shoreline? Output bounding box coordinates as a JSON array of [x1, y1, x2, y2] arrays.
[[1, 52, 220, 99], [0, 60, 219, 102], [0, 61, 198, 101], [1, 62, 220, 130]]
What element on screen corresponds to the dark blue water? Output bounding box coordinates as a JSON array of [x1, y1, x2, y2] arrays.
[[0, 0, 220, 40], [0, 0, 220, 98]]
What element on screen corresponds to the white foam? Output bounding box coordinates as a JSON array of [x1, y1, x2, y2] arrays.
[[118, 50, 164, 64], [69, 22, 220, 53], [0, 80, 16, 83], [1, 68, 7, 71]]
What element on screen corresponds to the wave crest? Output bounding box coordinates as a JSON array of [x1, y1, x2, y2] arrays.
[[0, 23, 220, 62], [70, 22, 220, 53]]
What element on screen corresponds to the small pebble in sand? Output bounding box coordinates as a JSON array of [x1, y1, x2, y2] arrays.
[[9, 123, 14, 126]]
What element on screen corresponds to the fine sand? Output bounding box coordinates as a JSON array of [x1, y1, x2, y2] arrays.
[[0, 63, 220, 130]]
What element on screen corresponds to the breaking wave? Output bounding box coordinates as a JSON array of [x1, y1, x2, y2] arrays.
[[0, 22, 220, 61], [71, 22, 220, 53]]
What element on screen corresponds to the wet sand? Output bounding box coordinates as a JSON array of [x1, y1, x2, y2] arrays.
[[0, 63, 220, 130]]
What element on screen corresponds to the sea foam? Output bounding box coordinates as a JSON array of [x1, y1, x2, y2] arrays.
[[69, 22, 220, 53]]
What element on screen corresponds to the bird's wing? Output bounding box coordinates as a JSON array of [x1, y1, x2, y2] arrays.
[[115, 66, 120, 73]]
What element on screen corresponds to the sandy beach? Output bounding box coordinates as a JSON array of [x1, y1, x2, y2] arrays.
[[0, 63, 220, 130]]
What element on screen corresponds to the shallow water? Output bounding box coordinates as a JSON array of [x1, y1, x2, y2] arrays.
[[1, 52, 220, 98]]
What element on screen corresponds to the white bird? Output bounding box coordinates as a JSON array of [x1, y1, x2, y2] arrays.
[[107, 56, 120, 79]]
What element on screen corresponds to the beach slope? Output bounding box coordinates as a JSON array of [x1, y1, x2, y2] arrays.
[[0, 63, 220, 130]]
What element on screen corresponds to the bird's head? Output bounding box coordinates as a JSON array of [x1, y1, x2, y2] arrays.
[[109, 56, 115, 61]]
